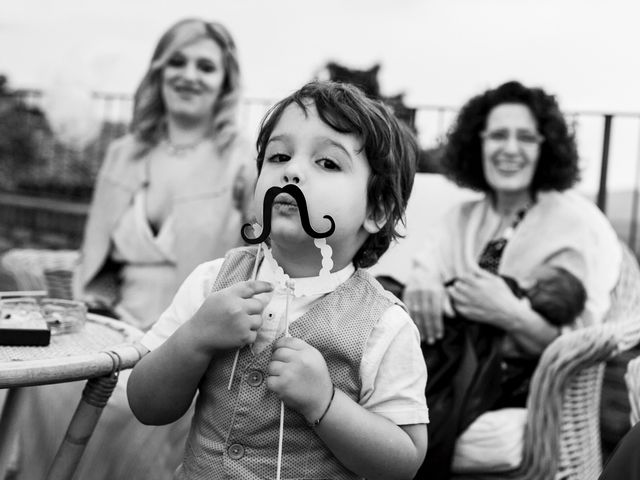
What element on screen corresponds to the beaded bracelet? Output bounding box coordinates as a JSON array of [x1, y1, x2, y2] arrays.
[[310, 384, 336, 427]]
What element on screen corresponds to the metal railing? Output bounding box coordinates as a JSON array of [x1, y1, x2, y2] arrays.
[[412, 104, 640, 252], [5, 89, 640, 251]]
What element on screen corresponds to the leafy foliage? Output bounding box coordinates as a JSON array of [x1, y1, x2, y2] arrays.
[[0, 75, 50, 190], [0, 74, 128, 200]]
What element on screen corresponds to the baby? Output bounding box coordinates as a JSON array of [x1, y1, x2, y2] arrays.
[[445, 264, 587, 328], [501, 264, 587, 327], [423, 264, 588, 475]]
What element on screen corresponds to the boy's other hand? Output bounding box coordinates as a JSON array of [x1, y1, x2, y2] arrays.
[[191, 280, 273, 355], [267, 337, 333, 423]]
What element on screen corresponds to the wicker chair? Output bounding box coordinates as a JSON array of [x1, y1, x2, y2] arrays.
[[455, 241, 640, 480], [625, 355, 640, 427], [1, 248, 80, 299]]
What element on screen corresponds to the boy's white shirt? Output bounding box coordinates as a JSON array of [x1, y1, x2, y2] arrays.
[[141, 257, 430, 426]]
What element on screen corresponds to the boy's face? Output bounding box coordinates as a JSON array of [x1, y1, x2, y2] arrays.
[[253, 102, 381, 253]]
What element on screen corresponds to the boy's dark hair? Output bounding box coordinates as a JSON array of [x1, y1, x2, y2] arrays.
[[525, 266, 587, 327], [443, 80, 580, 193], [255, 81, 418, 268]]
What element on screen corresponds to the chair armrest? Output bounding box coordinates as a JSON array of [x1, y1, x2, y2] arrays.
[[454, 326, 618, 480], [455, 242, 640, 480], [518, 324, 618, 480], [626, 355, 640, 426]]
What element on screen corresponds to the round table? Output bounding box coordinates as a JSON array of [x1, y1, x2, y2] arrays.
[[0, 313, 145, 480]]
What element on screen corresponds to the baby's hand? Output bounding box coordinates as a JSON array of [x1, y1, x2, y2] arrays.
[[267, 337, 334, 423], [191, 280, 272, 354]]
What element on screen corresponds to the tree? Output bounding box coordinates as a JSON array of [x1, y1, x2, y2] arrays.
[[0, 75, 49, 190]]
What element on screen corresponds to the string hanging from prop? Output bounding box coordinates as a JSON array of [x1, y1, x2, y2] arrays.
[[276, 279, 294, 480]]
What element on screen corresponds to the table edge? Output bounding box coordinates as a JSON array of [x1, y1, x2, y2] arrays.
[[1, 315, 146, 388]]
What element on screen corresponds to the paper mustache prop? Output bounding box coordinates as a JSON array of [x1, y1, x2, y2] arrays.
[[241, 184, 335, 244]]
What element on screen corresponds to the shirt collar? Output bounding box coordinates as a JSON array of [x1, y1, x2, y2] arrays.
[[260, 245, 355, 297]]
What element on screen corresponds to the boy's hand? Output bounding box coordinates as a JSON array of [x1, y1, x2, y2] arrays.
[[191, 280, 273, 354], [267, 337, 333, 423]]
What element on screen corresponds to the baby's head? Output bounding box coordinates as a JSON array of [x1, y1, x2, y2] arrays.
[[524, 265, 587, 327], [254, 81, 418, 268]]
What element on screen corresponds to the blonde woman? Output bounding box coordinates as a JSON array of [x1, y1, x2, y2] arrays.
[[17, 18, 254, 480]]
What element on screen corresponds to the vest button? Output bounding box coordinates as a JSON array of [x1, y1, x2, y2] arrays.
[[228, 443, 245, 460], [247, 370, 264, 387]]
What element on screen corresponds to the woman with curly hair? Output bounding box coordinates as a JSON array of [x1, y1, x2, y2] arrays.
[[404, 80, 621, 478], [15, 18, 254, 480]]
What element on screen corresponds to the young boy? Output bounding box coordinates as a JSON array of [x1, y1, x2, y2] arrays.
[[127, 81, 429, 480]]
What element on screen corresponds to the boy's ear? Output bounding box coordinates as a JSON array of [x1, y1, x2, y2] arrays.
[[363, 208, 388, 234]]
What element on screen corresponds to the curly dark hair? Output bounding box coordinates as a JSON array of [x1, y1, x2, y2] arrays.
[[442, 80, 580, 193], [255, 81, 418, 268]]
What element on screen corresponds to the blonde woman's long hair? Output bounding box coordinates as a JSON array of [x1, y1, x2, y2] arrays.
[[131, 18, 241, 157]]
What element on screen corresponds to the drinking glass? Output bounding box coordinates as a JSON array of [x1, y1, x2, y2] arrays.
[[40, 298, 87, 335]]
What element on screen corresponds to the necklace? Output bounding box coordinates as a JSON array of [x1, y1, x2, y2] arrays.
[[165, 137, 205, 157], [487, 201, 533, 239], [478, 204, 532, 274], [502, 204, 530, 240]]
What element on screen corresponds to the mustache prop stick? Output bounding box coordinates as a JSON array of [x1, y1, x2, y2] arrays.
[[241, 184, 335, 244], [236, 183, 336, 480]]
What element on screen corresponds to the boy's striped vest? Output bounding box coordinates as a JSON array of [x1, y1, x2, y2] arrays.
[[175, 247, 397, 480]]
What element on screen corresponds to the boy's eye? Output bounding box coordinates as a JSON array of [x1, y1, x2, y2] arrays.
[[267, 153, 290, 163], [317, 158, 341, 171]]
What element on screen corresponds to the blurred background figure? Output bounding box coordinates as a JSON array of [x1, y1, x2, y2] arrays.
[[76, 17, 253, 329], [14, 17, 254, 480], [403, 80, 622, 479]]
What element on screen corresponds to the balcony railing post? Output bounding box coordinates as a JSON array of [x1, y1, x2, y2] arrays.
[[597, 114, 613, 213], [629, 122, 640, 253]]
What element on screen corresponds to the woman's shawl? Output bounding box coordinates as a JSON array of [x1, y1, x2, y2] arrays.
[[409, 189, 622, 327]]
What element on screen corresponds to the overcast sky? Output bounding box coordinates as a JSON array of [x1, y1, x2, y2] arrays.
[[2, 0, 639, 109], [2, 0, 640, 191]]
